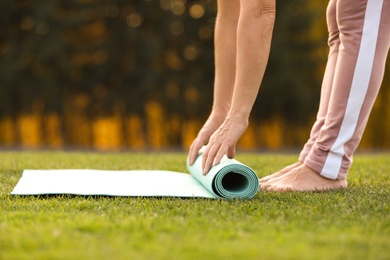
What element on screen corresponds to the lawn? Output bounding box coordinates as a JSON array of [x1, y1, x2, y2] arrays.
[[1, 151, 389, 259]]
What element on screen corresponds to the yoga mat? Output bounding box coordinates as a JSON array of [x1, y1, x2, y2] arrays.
[[11, 152, 259, 199], [187, 152, 259, 199]]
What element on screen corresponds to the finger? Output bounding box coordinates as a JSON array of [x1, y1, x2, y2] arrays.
[[227, 145, 236, 159], [188, 139, 202, 165], [202, 144, 220, 175], [212, 143, 229, 166], [201, 144, 211, 174], [188, 143, 197, 165]]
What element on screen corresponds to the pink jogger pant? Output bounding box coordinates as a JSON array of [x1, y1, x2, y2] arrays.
[[299, 0, 390, 180]]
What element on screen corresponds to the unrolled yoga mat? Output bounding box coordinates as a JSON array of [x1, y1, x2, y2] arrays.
[[11, 153, 259, 199]]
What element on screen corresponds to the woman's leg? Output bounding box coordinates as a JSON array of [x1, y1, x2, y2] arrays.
[[299, 0, 340, 161], [260, 0, 339, 183], [304, 0, 390, 180], [262, 0, 390, 191]]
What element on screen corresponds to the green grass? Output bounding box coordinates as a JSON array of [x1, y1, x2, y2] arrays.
[[1, 151, 389, 259]]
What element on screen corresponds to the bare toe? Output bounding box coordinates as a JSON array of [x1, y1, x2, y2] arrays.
[[259, 161, 302, 184], [259, 183, 271, 191], [260, 176, 285, 191]]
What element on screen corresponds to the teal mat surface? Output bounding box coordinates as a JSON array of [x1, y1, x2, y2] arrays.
[[187, 153, 258, 199]]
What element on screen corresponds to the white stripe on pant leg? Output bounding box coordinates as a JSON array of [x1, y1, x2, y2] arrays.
[[321, 0, 384, 180]]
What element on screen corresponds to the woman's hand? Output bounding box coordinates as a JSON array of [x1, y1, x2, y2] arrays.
[[201, 114, 248, 175], [188, 112, 227, 166]]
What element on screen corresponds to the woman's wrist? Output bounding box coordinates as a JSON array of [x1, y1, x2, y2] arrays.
[[226, 109, 250, 126], [210, 105, 230, 120]]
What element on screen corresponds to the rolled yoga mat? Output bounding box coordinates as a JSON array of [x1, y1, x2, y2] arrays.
[[11, 152, 259, 199], [187, 152, 259, 199]]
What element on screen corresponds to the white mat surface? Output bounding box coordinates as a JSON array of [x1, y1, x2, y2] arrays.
[[11, 169, 216, 198]]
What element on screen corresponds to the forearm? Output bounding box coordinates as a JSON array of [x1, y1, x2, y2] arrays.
[[212, 0, 240, 117], [228, 2, 276, 121]]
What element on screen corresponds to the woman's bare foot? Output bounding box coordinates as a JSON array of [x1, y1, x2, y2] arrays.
[[260, 164, 348, 192], [259, 161, 302, 184]]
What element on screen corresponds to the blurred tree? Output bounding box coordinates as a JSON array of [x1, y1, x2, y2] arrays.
[[0, 0, 388, 149]]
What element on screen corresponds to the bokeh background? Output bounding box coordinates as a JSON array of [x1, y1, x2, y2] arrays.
[[0, 0, 389, 151]]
